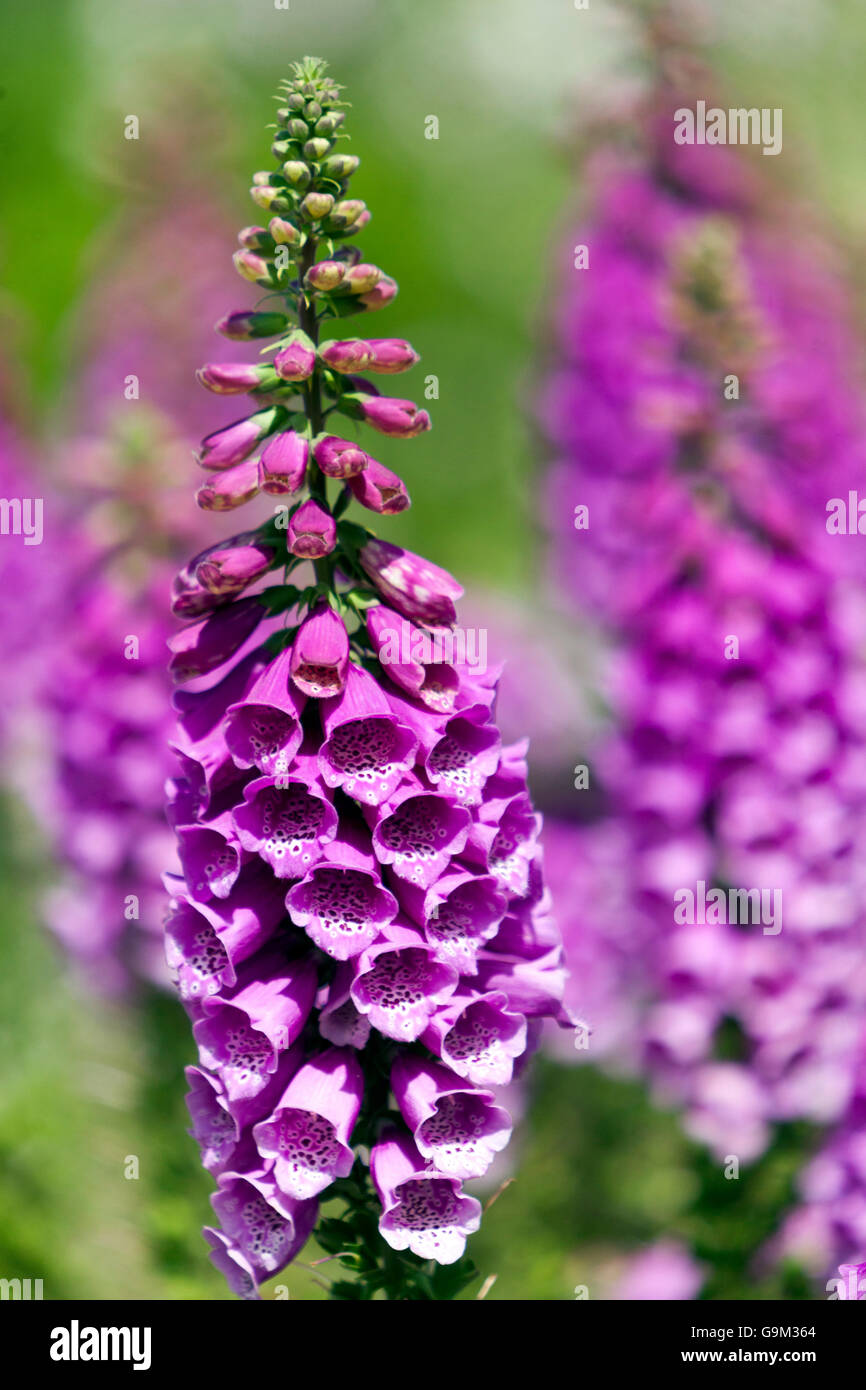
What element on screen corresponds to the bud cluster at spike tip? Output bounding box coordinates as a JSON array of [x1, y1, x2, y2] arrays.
[[537, 75, 866, 1292], [168, 57, 567, 1299]]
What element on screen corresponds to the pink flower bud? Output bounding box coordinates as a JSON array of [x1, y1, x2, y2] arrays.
[[216, 311, 289, 341], [196, 363, 278, 395], [357, 275, 398, 310], [348, 460, 410, 514], [273, 330, 316, 382], [196, 459, 261, 511], [317, 339, 373, 374], [268, 216, 304, 246], [168, 597, 266, 684], [197, 407, 287, 470], [259, 430, 309, 495], [313, 434, 370, 479], [194, 534, 277, 595], [344, 264, 382, 295], [359, 539, 463, 627], [232, 249, 275, 285], [237, 226, 275, 251], [288, 499, 337, 559], [305, 261, 347, 292], [290, 602, 350, 698], [351, 393, 431, 439]]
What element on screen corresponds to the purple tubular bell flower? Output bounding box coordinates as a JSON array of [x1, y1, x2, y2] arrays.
[[538, 67, 866, 1294], [168, 57, 563, 1299]]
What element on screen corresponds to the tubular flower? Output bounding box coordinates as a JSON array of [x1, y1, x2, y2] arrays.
[[540, 62, 866, 1241], [169, 57, 565, 1300]]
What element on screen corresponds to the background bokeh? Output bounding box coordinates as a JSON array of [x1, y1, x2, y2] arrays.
[[1, 0, 864, 1299]]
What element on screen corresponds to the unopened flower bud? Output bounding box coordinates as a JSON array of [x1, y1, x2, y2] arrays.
[[250, 185, 293, 214], [197, 406, 287, 470], [168, 596, 266, 683], [259, 430, 309, 494], [196, 363, 280, 395], [216, 310, 289, 341], [305, 260, 346, 292], [290, 602, 349, 698], [359, 539, 463, 627], [320, 154, 360, 180], [327, 199, 367, 231], [196, 458, 262, 511], [268, 216, 303, 246], [304, 100, 322, 120], [288, 499, 336, 559], [194, 534, 278, 596], [273, 330, 317, 382], [287, 118, 309, 140], [300, 191, 336, 221], [313, 433, 370, 478], [358, 275, 398, 310], [317, 339, 372, 373], [344, 264, 383, 295], [348, 459, 410, 514], [303, 137, 333, 162], [315, 111, 345, 135], [232, 249, 285, 289], [238, 225, 275, 251], [282, 160, 312, 188], [340, 392, 430, 439], [286, 93, 305, 112]]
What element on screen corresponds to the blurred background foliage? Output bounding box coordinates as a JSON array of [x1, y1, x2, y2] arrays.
[[0, 0, 863, 1298]]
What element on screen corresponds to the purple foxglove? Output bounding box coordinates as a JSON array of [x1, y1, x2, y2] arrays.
[[252, 1047, 363, 1198], [193, 957, 316, 1120], [167, 596, 266, 684], [166, 56, 561, 1300], [342, 391, 431, 438], [232, 773, 338, 879], [259, 429, 309, 495], [391, 1055, 512, 1179], [359, 539, 463, 628], [197, 406, 286, 470], [210, 1171, 317, 1280], [318, 663, 418, 805], [223, 646, 306, 777], [371, 1129, 482, 1264], [289, 601, 349, 697], [347, 458, 410, 514], [287, 497, 336, 558], [286, 831, 398, 960], [312, 433, 370, 479], [273, 329, 316, 382], [366, 604, 460, 711], [350, 923, 458, 1041], [422, 991, 528, 1087], [371, 786, 471, 889]]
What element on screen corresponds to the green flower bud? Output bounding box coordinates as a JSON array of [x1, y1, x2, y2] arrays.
[[287, 118, 309, 140], [326, 198, 367, 231], [303, 137, 333, 162], [315, 111, 346, 136], [304, 100, 323, 120], [282, 160, 312, 188], [300, 190, 335, 221], [271, 137, 295, 161], [320, 153, 360, 180], [250, 185, 294, 214], [252, 170, 284, 186], [286, 92, 305, 111]]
